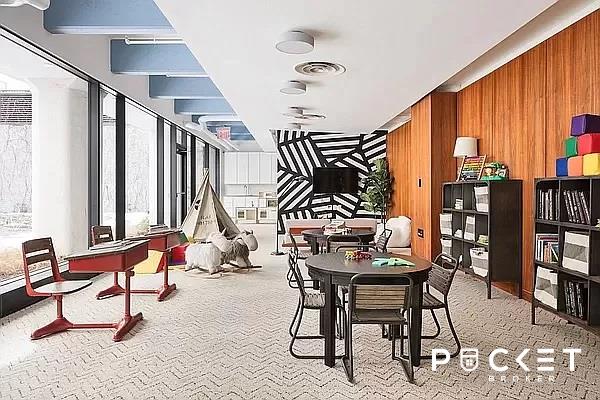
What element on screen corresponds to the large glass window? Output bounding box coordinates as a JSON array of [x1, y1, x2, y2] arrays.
[[164, 121, 171, 226], [100, 89, 116, 234], [209, 146, 218, 191], [125, 101, 157, 236], [196, 138, 205, 192], [0, 33, 88, 282]]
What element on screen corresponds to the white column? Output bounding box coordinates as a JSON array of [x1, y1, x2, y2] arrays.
[[29, 77, 88, 255]]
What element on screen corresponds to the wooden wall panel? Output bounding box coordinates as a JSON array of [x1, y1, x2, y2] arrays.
[[546, 11, 600, 175], [387, 121, 412, 217], [410, 96, 432, 259], [492, 43, 547, 297]]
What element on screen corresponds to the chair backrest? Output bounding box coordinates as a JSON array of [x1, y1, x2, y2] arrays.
[[288, 251, 307, 297], [288, 233, 300, 257], [21, 237, 62, 297], [325, 234, 361, 253], [375, 228, 393, 252], [427, 253, 459, 298], [348, 273, 413, 312], [91, 225, 113, 245]]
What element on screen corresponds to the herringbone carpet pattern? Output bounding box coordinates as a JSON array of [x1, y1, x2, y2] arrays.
[[1, 225, 599, 399]]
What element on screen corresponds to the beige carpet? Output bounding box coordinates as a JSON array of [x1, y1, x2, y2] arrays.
[[1, 224, 599, 399]]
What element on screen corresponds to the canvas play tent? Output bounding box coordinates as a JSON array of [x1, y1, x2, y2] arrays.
[[181, 172, 240, 241]]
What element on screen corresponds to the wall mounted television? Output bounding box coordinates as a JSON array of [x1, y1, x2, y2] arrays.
[[313, 167, 359, 194]]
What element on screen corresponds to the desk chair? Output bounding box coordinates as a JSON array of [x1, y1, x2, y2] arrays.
[[343, 273, 414, 383], [22, 238, 109, 339], [91, 226, 124, 299]]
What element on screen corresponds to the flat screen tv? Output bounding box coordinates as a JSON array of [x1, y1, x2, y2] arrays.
[[313, 167, 359, 194]]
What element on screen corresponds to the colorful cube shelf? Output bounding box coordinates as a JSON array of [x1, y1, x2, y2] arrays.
[[571, 114, 600, 136], [568, 155, 583, 176], [556, 157, 568, 177], [583, 153, 600, 176], [565, 137, 578, 157], [578, 133, 600, 155]]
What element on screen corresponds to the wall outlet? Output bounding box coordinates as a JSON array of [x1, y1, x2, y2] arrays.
[[417, 228, 424, 238]]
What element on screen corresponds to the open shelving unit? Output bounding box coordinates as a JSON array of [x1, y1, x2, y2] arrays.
[[532, 177, 600, 335], [442, 180, 522, 299]]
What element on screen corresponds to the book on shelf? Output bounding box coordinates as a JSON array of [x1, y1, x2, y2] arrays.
[[535, 233, 559, 263], [537, 188, 559, 221], [563, 279, 588, 320], [562, 189, 590, 224]]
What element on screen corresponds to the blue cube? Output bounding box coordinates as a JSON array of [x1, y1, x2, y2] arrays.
[[556, 157, 569, 177]]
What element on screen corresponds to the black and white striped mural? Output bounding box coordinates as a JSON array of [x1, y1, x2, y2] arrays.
[[276, 130, 387, 233]]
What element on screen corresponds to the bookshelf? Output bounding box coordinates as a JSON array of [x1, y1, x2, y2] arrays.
[[532, 177, 600, 335], [441, 180, 522, 299]]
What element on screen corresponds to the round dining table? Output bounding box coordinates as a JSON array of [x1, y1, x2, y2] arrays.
[[301, 228, 376, 255], [305, 251, 432, 368]]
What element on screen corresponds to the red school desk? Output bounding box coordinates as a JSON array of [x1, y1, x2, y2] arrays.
[[94, 229, 182, 302], [64, 240, 149, 341]]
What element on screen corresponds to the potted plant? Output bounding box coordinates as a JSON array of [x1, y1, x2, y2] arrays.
[[360, 158, 393, 225]]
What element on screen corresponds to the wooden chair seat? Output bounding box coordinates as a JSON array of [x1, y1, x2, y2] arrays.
[[422, 292, 444, 309], [36, 280, 93, 295], [352, 309, 406, 324]]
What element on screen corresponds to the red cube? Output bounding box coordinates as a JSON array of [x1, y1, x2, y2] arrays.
[[578, 133, 600, 155]]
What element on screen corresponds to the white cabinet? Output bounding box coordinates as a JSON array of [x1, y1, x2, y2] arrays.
[[224, 153, 238, 184], [236, 153, 249, 184], [259, 153, 272, 184], [248, 153, 260, 184], [271, 153, 278, 184]]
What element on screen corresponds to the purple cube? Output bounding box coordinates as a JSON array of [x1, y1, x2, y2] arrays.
[[571, 114, 600, 136]]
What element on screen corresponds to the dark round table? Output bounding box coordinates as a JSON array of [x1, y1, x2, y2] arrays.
[[305, 252, 432, 368], [301, 228, 376, 255]]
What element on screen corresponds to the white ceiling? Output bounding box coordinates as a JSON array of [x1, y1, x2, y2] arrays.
[[154, 0, 557, 151]]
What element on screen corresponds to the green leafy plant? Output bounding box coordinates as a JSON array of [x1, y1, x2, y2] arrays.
[[360, 158, 393, 223]]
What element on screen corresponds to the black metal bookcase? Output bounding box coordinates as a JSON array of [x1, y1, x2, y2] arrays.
[[532, 176, 600, 335], [441, 180, 522, 299]]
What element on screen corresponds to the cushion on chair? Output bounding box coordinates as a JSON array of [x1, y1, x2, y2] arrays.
[[422, 292, 444, 309], [303, 292, 326, 308], [36, 280, 93, 295]]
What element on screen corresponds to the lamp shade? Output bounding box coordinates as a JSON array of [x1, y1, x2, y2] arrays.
[[453, 137, 478, 157]]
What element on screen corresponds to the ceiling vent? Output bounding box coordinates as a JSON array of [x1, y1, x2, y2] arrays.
[[282, 107, 325, 120], [295, 61, 346, 77], [0, 0, 50, 10]]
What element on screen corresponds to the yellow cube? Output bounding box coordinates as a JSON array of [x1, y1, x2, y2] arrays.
[[583, 153, 600, 176]]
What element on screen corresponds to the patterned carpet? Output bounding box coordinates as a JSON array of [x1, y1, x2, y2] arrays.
[[1, 224, 599, 400]]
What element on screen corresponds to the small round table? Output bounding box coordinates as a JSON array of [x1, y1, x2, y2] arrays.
[[301, 228, 376, 255], [305, 252, 432, 368]]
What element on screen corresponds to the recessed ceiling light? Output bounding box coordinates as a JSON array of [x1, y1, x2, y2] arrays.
[[280, 81, 306, 95], [275, 31, 314, 54], [295, 61, 346, 76], [282, 107, 325, 120]]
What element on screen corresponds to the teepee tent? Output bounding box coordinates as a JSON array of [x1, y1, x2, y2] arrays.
[[181, 172, 240, 241]]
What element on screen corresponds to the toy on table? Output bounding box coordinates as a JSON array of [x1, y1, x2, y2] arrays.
[[344, 250, 372, 260], [372, 257, 415, 267], [481, 162, 509, 180]]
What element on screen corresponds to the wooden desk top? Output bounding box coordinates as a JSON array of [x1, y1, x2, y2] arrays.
[[65, 240, 149, 261]]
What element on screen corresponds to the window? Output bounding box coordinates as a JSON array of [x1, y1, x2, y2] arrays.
[[210, 146, 218, 191], [125, 101, 157, 236], [0, 33, 88, 282], [196, 138, 205, 191], [100, 89, 116, 234], [164, 121, 171, 227]]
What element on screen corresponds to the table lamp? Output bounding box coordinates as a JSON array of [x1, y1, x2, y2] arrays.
[[453, 137, 478, 178]]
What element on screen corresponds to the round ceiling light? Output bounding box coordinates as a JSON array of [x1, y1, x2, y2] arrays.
[[280, 80, 306, 95], [295, 61, 346, 76], [282, 107, 325, 120], [275, 31, 314, 54]]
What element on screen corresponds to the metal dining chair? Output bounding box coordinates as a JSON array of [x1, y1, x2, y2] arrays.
[[420, 253, 461, 358], [342, 273, 415, 383], [325, 234, 362, 253], [22, 237, 98, 339], [375, 228, 393, 252], [288, 252, 346, 360], [288, 233, 313, 260]]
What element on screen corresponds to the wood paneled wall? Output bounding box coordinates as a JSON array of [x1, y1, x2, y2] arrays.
[[387, 93, 456, 261], [387, 121, 412, 218], [456, 10, 600, 299]]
